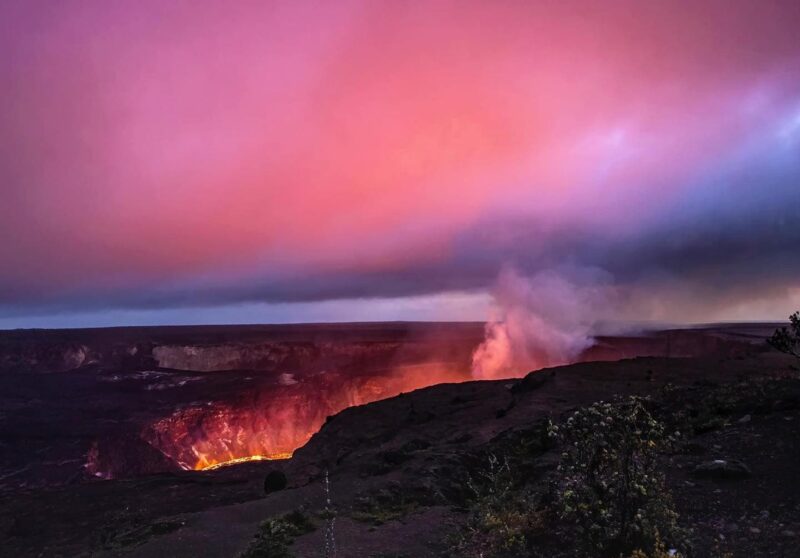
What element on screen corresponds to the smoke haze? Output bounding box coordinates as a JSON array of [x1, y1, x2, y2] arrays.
[[472, 268, 611, 379]]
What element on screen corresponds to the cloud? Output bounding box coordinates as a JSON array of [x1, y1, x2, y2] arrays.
[[1, 1, 799, 325]]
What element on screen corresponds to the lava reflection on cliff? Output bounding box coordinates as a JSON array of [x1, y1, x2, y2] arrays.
[[144, 363, 467, 470]]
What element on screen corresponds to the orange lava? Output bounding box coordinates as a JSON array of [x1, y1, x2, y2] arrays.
[[144, 363, 468, 470], [198, 453, 294, 471]]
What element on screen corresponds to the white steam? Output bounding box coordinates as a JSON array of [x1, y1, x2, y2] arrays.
[[471, 267, 611, 380]]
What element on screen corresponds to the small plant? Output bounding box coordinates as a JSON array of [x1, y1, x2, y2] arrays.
[[323, 469, 338, 558], [626, 533, 681, 558], [239, 510, 316, 558], [351, 483, 419, 526], [450, 454, 545, 558], [769, 312, 800, 358], [553, 396, 687, 557]]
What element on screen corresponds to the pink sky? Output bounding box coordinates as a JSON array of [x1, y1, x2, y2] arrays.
[[1, 1, 799, 326]]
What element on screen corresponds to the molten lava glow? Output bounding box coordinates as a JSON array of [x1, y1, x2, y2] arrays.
[[198, 454, 293, 471], [144, 363, 467, 470]]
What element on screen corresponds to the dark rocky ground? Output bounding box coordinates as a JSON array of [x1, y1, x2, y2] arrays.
[[0, 323, 797, 557]]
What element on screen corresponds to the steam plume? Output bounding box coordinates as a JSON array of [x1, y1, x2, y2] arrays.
[[471, 267, 609, 380]]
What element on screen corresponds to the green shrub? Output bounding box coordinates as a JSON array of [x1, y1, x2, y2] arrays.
[[626, 532, 684, 558], [552, 396, 687, 557], [449, 454, 545, 558], [769, 311, 800, 358], [239, 510, 316, 558]]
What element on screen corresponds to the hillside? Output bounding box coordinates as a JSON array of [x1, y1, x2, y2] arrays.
[[1, 325, 797, 557]]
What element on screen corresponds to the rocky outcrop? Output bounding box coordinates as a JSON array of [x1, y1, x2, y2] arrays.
[[0, 336, 410, 375], [151, 341, 404, 372], [152, 343, 313, 372], [692, 459, 752, 480], [0, 341, 94, 373], [85, 435, 181, 480], [0, 334, 157, 373], [263, 470, 287, 494]]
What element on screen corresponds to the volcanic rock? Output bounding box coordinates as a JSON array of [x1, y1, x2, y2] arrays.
[[692, 459, 752, 480], [264, 470, 287, 494]]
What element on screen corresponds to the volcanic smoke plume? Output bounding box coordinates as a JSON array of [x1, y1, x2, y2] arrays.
[[471, 268, 607, 380]]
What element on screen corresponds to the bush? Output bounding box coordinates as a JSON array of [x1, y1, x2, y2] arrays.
[[239, 510, 316, 558], [351, 482, 423, 526], [449, 454, 545, 558], [768, 312, 800, 358], [626, 533, 680, 558], [552, 397, 687, 557]]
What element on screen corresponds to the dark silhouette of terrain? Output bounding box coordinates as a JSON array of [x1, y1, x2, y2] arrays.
[[0, 322, 796, 557]]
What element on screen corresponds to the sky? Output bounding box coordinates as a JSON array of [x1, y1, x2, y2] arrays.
[[1, 0, 799, 329]]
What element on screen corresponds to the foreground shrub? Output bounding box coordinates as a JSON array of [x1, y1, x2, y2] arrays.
[[449, 454, 546, 558], [552, 397, 687, 557], [769, 311, 800, 358], [239, 510, 315, 558], [351, 482, 422, 525], [626, 533, 681, 558]]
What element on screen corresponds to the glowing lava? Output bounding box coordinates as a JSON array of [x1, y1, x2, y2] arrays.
[[199, 454, 293, 471], [144, 363, 468, 470]]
